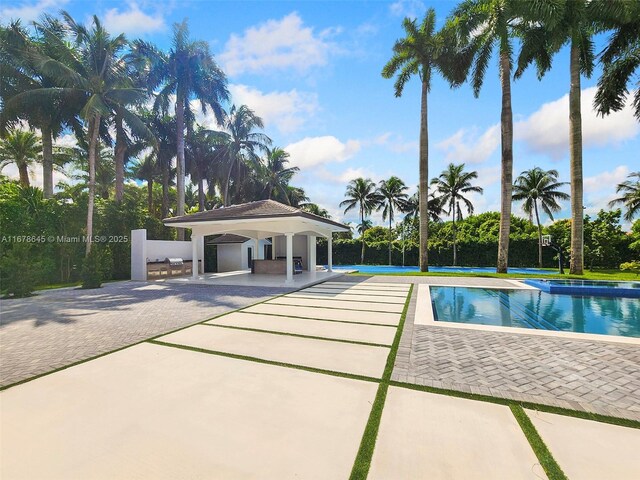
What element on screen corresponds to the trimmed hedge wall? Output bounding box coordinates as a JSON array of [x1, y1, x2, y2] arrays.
[[317, 238, 558, 268]]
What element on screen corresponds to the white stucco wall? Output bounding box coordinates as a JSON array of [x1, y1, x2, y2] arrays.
[[216, 239, 270, 272], [273, 234, 309, 269], [131, 229, 204, 280], [146, 240, 192, 263]]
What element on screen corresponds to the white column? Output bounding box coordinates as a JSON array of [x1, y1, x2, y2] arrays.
[[130, 229, 147, 281], [307, 235, 316, 272], [286, 233, 294, 284], [327, 235, 333, 272], [191, 235, 199, 279], [198, 235, 205, 273], [254, 238, 260, 260], [271, 237, 277, 259]]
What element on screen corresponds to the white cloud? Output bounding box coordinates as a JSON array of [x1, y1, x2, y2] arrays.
[[389, 0, 425, 19], [229, 84, 319, 134], [583, 165, 630, 216], [515, 87, 639, 159], [0, 0, 68, 24], [219, 12, 337, 76], [103, 2, 166, 35], [371, 132, 418, 154], [284, 136, 361, 169], [436, 124, 500, 164]]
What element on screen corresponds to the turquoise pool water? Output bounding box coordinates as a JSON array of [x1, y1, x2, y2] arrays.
[[430, 286, 640, 338], [334, 265, 555, 275]]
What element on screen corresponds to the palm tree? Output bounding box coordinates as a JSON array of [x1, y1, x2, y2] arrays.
[[261, 147, 299, 203], [404, 187, 444, 223], [451, 0, 549, 272], [139, 20, 229, 238], [609, 172, 640, 221], [594, 1, 640, 121], [129, 153, 161, 213], [340, 178, 382, 264], [1, 17, 79, 198], [382, 8, 468, 272], [431, 163, 483, 266], [217, 104, 271, 206], [301, 203, 331, 218], [377, 176, 409, 266], [512, 168, 570, 267], [0, 130, 41, 187], [284, 185, 308, 207], [514, 0, 621, 274], [186, 127, 220, 211], [145, 113, 177, 218], [10, 13, 146, 255]]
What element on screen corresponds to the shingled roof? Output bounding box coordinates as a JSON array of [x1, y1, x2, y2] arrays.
[[164, 199, 348, 230]]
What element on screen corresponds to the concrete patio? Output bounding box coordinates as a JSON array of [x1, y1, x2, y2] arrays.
[[164, 268, 350, 288]]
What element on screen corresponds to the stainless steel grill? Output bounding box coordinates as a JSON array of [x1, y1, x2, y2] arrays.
[[164, 257, 184, 267]]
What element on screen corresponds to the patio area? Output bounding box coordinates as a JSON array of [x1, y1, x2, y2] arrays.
[[164, 268, 351, 288]]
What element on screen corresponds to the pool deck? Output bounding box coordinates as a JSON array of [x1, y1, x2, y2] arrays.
[[334, 276, 640, 421]]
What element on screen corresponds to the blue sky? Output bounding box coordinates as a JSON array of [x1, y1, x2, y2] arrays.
[[2, 0, 638, 228]]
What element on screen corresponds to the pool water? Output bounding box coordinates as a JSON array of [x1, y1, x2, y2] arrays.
[[430, 286, 640, 338], [335, 265, 555, 275]]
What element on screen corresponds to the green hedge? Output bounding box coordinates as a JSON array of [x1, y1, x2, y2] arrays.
[[317, 238, 558, 268]]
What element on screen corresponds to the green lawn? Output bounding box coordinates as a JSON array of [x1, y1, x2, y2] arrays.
[[348, 268, 638, 281]]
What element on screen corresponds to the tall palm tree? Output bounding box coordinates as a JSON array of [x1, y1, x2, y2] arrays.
[[377, 176, 409, 265], [10, 13, 146, 255], [139, 20, 229, 238], [512, 168, 570, 267], [145, 113, 177, 218], [0, 130, 41, 187], [514, 0, 622, 274], [451, 0, 550, 272], [1, 17, 79, 198], [285, 185, 308, 207], [609, 172, 640, 221], [217, 104, 271, 206], [261, 147, 299, 203], [301, 203, 331, 218], [382, 8, 468, 272], [129, 153, 161, 214], [340, 177, 382, 264], [431, 163, 483, 266], [186, 127, 220, 211]]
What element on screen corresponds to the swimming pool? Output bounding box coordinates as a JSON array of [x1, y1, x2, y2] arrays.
[[430, 286, 640, 338], [525, 279, 640, 298], [335, 265, 555, 275]]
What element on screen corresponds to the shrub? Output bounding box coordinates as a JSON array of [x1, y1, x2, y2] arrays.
[[0, 244, 39, 297], [81, 248, 105, 289]]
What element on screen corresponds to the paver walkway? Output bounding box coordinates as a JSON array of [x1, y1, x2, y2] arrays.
[[0, 281, 288, 388], [368, 276, 640, 421], [2, 278, 639, 479]]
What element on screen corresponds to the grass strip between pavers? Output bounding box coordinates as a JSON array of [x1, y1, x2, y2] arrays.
[[200, 322, 392, 348], [510, 405, 568, 480], [388, 381, 640, 430], [147, 339, 381, 384], [284, 295, 407, 305], [348, 284, 414, 480], [266, 301, 403, 314]]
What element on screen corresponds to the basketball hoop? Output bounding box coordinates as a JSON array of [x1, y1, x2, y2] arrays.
[[541, 235, 552, 247]]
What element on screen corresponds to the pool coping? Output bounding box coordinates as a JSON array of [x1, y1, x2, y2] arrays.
[[415, 283, 640, 346]]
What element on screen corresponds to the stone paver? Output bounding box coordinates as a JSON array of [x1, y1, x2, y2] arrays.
[[526, 409, 640, 479], [304, 287, 409, 297], [0, 281, 289, 388], [245, 303, 401, 325], [369, 386, 545, 479], [1, 342, 377, 480], [285, 292, 406, 304], [268, 296, 404, 313], [157, 324, 390, 378], [391, 277, 640, 421], [207, 312, 396, 345]]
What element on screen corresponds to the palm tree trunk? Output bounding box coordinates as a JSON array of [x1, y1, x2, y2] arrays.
[[41, 125, 54, 198], [86, 115, 100, 256], [569, 42, 584, 275], [114, 113, 126, 203], [198, 177, 205, 211], [534, 200, 543, 268], [161, 164, 169, 219], [419, 79, 429, 272], [147, 178, 154, 213], [388, 211, 393, 266], [496, 51, 514, 273], [360, 207, 366, 264], [452, 202, 457, 266], [18, 163, 30, 187], [224, 162, 234, 206], [175, 96, 186, 240]]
